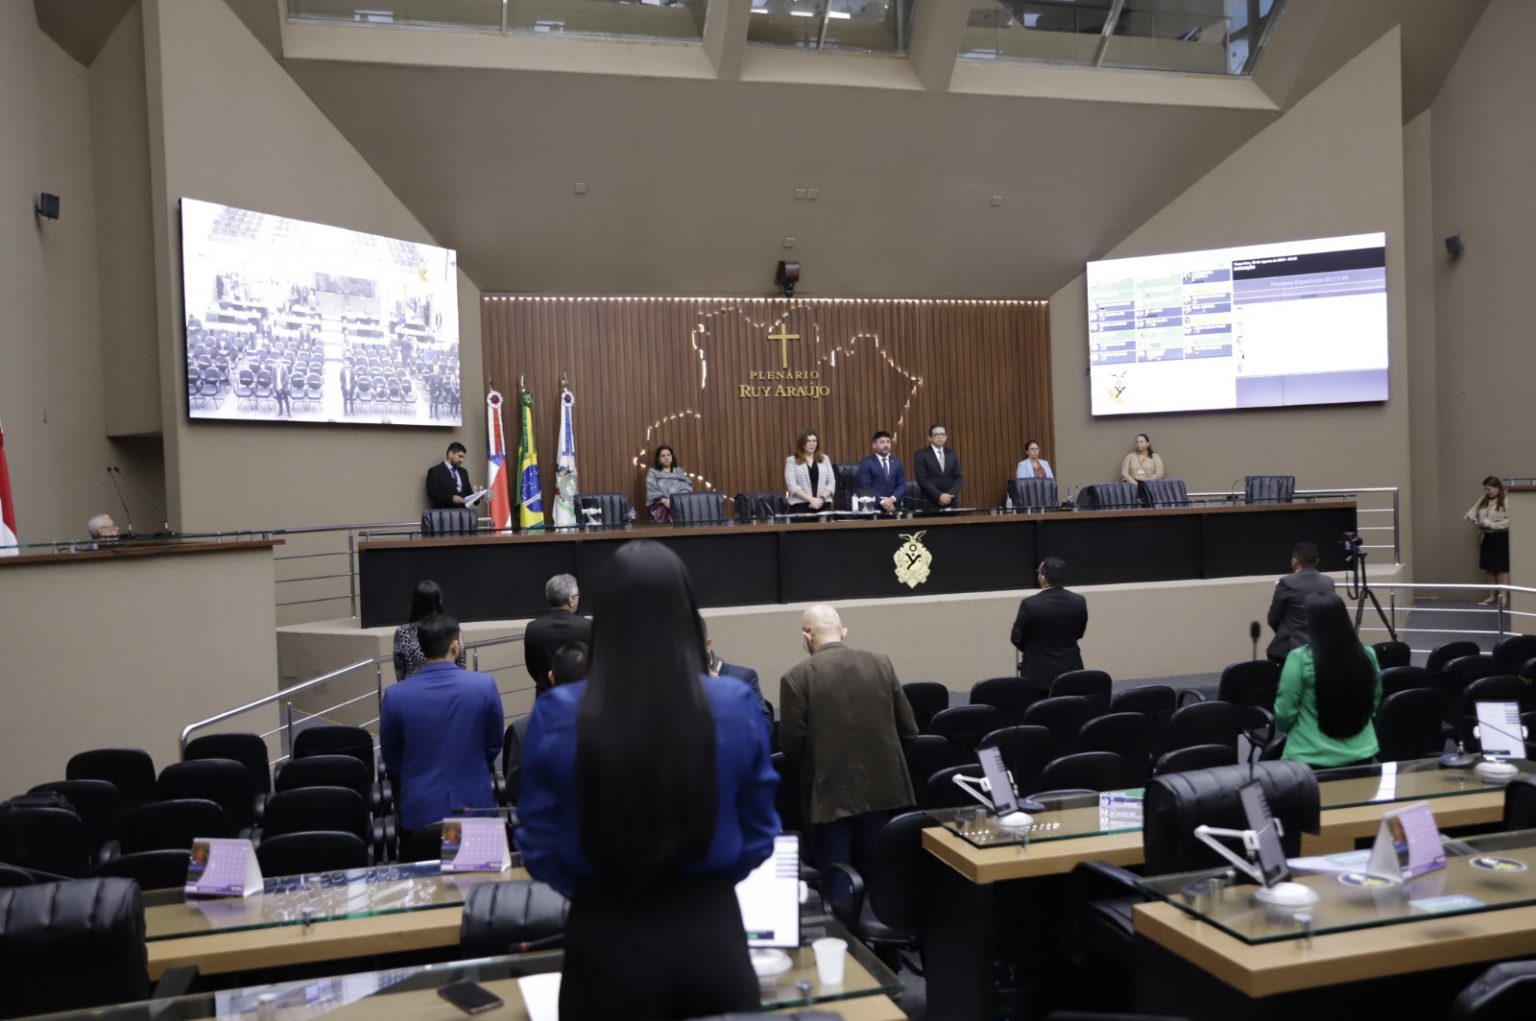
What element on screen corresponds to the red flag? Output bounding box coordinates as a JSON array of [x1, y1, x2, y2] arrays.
[[485, 390, 513, 532], [0, 418, 18, 554]]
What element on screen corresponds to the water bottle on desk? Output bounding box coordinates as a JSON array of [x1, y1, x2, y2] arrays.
[[1063, 486, 1076, 510]]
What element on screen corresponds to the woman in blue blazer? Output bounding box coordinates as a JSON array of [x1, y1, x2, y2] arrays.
[[1014, 439, 1055, 481], [517, 540, 780, 1020]]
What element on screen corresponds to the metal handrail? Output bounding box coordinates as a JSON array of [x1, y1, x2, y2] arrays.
[[1186, 486, 1401, 563], [1349, 582, 1534, 652]]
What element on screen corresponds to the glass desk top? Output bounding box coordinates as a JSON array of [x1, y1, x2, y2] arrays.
[[1136, 829, 1536, 945], [25, 919, 900, 1020], [929, 758, 1534, 849], [142, 861, 521, 941]]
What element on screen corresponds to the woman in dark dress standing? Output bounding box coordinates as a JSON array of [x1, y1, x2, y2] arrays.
[[516, 540, 779, 1019], [1465, 475, 1511, 606]]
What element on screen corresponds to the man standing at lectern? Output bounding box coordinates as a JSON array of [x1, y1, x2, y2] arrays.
[[426, 442, 474, 508], [856, 430, 907, 514], [912, 423, 963, 511]]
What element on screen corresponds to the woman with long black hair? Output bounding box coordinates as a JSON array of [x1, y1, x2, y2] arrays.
[[1274, 592, 1383, 767], [516, 540, 779, 1019]]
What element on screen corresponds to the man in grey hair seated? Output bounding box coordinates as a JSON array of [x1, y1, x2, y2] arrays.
[[86, 514, 121, 541], [523, 573, 592, 695]]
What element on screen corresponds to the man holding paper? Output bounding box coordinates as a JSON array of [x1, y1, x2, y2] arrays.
[[381, 614, 504, 831], [426, 442, 476, 508]]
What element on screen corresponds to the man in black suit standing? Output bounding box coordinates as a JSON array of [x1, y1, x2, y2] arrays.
[[1010, 556, 1089, 695], [912, 423, 963, 512], [339, 360, 357, 417], [524, 574, 593, 695], [1266, 541, 1336, 665], [425, 442, 474, 508]]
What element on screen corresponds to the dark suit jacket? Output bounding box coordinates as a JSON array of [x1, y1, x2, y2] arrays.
[[524, 609, 593, 694], [1010, 584, 1089, 691], [856, 453, 907, 504], [778, 642, 919, 825], [718, 661, 775, 738], [1266, 568, 1337, 659], [912, 446, 963, 507], [426, 462, 472, 509]]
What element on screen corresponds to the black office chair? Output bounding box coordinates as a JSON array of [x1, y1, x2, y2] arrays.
[[294, 725, 376, 771], [1451, 960, 1536, 1019], [257, 832, 370, 877], [927, 705, 1002, 753], [1166, 700, 1243, 756], [922, 765, 982, 810], [733, 491, 786, 523], [157, 759, 257, 834], [1051, 669, 1112, 716], [1152, 743, 1238, 777], [978, 725, 1056, 798], [770, 753, 803, 835], [575, 492, 629, 529], [460, 879, 571, 957], [1007, 476, 1058, 511], [1494, 635, 1536, 675], [1244, 474, 1295, 505], [903, 682, 951, 731], [1371, 641, 1413, 670], [1446, 654, 1502, 687], [115, 799, 232, 855], [1380, 665, 1442, 698], [671, 492, 726, 524], [0, 807, 92, 878], [902, 734, 956, 794], [275, 754, 377, 810], [1035, 752, 1126, 794], [1216, 660, 1280, 711], [1076, 714, 1153, 786], [969, 676, 1037, 727], [1078, 483, 1138, 510], [1110, 685, 1176, 716], [93, 850, 194, 891], [0, 864, 70, 889], [1504, 776, 1536, 830], [1140, 478, 1189, 508], [1462, 675, 1536, 722], [26, 780, 122, 849], [1373, 688, 1447, 761], [832, 463, 861, 512], [260, 786, 386, 863], [822, 811, 930, 971], [183, 732, 273, 801], [421, 508, 477, 536], [1426, 640, 1481, 673], [400, 822, 445, 863], [0, 878, 151, 1018], [1023, 695, 1094, 756], [66, 748, 157, 811]]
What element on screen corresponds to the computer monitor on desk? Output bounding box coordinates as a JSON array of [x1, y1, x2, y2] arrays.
[[736, 834, 800, 949]]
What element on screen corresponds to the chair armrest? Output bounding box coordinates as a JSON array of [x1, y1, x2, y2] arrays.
[[152, 965, 199, 1000], [1177, 689, 1207, 707], [97, 839, 121, 864], [1070, 859, 1144, 901], [822, 862, 866, 931]]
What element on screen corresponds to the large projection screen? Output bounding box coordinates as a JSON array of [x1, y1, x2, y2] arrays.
[[180, 198, 461, 426], [1087, 232, 1388, 417]]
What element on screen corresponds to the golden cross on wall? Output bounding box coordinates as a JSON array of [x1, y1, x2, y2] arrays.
[[767, 323, 800, 368]]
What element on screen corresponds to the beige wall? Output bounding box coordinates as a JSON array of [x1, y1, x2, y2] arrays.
[[0, 546, 279, 793], [0, 4, 128, 541], [1427, 0, 1533, 584], [1402, 109, 1443, 581], [141, 0, 485, 534], [1049, 30, 1414, 574]]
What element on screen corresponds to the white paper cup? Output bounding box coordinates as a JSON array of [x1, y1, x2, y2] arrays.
[[812, 936, 847, 986]]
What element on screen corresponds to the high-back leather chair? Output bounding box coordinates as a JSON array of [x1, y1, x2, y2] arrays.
[[421, 508, 477, 536], [734, 492, 786, 523], [1140, 478, 1190, 508], [671, 492, 726, 524], [576, 492, 629, 529], [459, 879, 571, 957], [0, 878, 149, 1018], [1142, 760, 1319, 875], [832, 463, 861, 511], [1244, 474, 1295, 504], [1007, 477, 1058, 511], [1078, 482, 1138, 510]]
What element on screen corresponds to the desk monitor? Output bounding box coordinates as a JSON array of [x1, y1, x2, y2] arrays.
[[1476, 701, 1525, 760], [736, 834, 800, 949]]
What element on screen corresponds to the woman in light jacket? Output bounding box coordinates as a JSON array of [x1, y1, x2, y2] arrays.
[[1465, 475, 1511, 606], [784, 431, 835, 512], [1015, 440, 1054, 481], [645, 445, 693, 522]]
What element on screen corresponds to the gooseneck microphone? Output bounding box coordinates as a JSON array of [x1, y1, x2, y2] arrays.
[[111, 466, 174, 538], [1250, 621, 1261, 661], [105, 466, 139, 540]]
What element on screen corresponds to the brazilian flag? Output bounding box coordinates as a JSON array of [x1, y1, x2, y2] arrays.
[[516, 386, 546, 532]]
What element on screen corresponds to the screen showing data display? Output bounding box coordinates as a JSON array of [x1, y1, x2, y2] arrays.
[[1087, 232, 1388, 416], [180, 197, 461, 427]]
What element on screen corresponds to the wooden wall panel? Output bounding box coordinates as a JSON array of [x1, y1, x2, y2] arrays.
[[481, 296, 1052, 517]]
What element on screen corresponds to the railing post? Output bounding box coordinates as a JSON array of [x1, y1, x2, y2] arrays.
[[376, 663, 385, 714], [348, 531, 358, 619], [472, 648, 480, 672], [1392, 488, 1401, 564], [284, 699, 295, 759]]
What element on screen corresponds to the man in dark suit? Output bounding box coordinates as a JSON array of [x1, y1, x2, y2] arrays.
[[855, 430, 907, 515], [380, 614, 503, 831], [1266, 541, 1337, 665], [706, 633, 775, 742], [273, 360, 293, 419], [426, 442, 474, 508], [779, 604, 919, 878], [912, 422, 963, 511], [1010, 556, 1089, 694], [523, 574, 593, 695], [339, 360, 357, 416]]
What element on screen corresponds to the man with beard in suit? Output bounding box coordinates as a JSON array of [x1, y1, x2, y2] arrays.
[[1010, 556, 1089, 697]]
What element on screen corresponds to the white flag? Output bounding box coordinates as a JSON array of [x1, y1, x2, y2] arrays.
[[553, 385, 578, 528]]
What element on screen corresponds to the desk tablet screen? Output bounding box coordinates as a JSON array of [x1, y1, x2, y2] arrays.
[[1238, 781, 1290, 886], [1476, 701, 1525, 759], [736, 834, 800, 949]]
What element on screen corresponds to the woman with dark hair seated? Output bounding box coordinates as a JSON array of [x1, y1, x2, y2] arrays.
[[516, 540, 779, 1020], [392, 580, 465, 680], [645, 445, 693, 522], [1275, 592, 1383, 767]]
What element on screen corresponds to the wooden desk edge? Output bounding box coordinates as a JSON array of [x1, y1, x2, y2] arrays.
[[0, 538, 282, 567], [922, 825, 1144, 883], [1134, 900, 1536, 998]]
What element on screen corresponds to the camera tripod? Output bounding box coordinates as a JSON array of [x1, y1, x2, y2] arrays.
[[1347, 546, 1397, 640]]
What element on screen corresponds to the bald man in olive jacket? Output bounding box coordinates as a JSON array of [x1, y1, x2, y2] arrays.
[[779, 604, 919, 878]]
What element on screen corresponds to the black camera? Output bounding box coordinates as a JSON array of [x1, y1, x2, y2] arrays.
[[1341, 531, 1363, 564]]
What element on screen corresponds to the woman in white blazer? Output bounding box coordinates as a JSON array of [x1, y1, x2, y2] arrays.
[[1015, 440, 1054, 480], [784, 431, 836, 512]]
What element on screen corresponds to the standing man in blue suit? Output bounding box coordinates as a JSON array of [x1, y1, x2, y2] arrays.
[[381, 614, 504, 831], [855, 430, 907, 515]]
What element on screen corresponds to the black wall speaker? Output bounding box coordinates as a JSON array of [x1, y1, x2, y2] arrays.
[[34, 193, 60, 220], [1445, 233, 1464, 259]]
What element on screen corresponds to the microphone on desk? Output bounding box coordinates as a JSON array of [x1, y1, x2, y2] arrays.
[[1228, 478, 1245, 504], [1250, 621, 1261, 661], [105, 466, 139, 541], [111, 466, 174, 538]]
